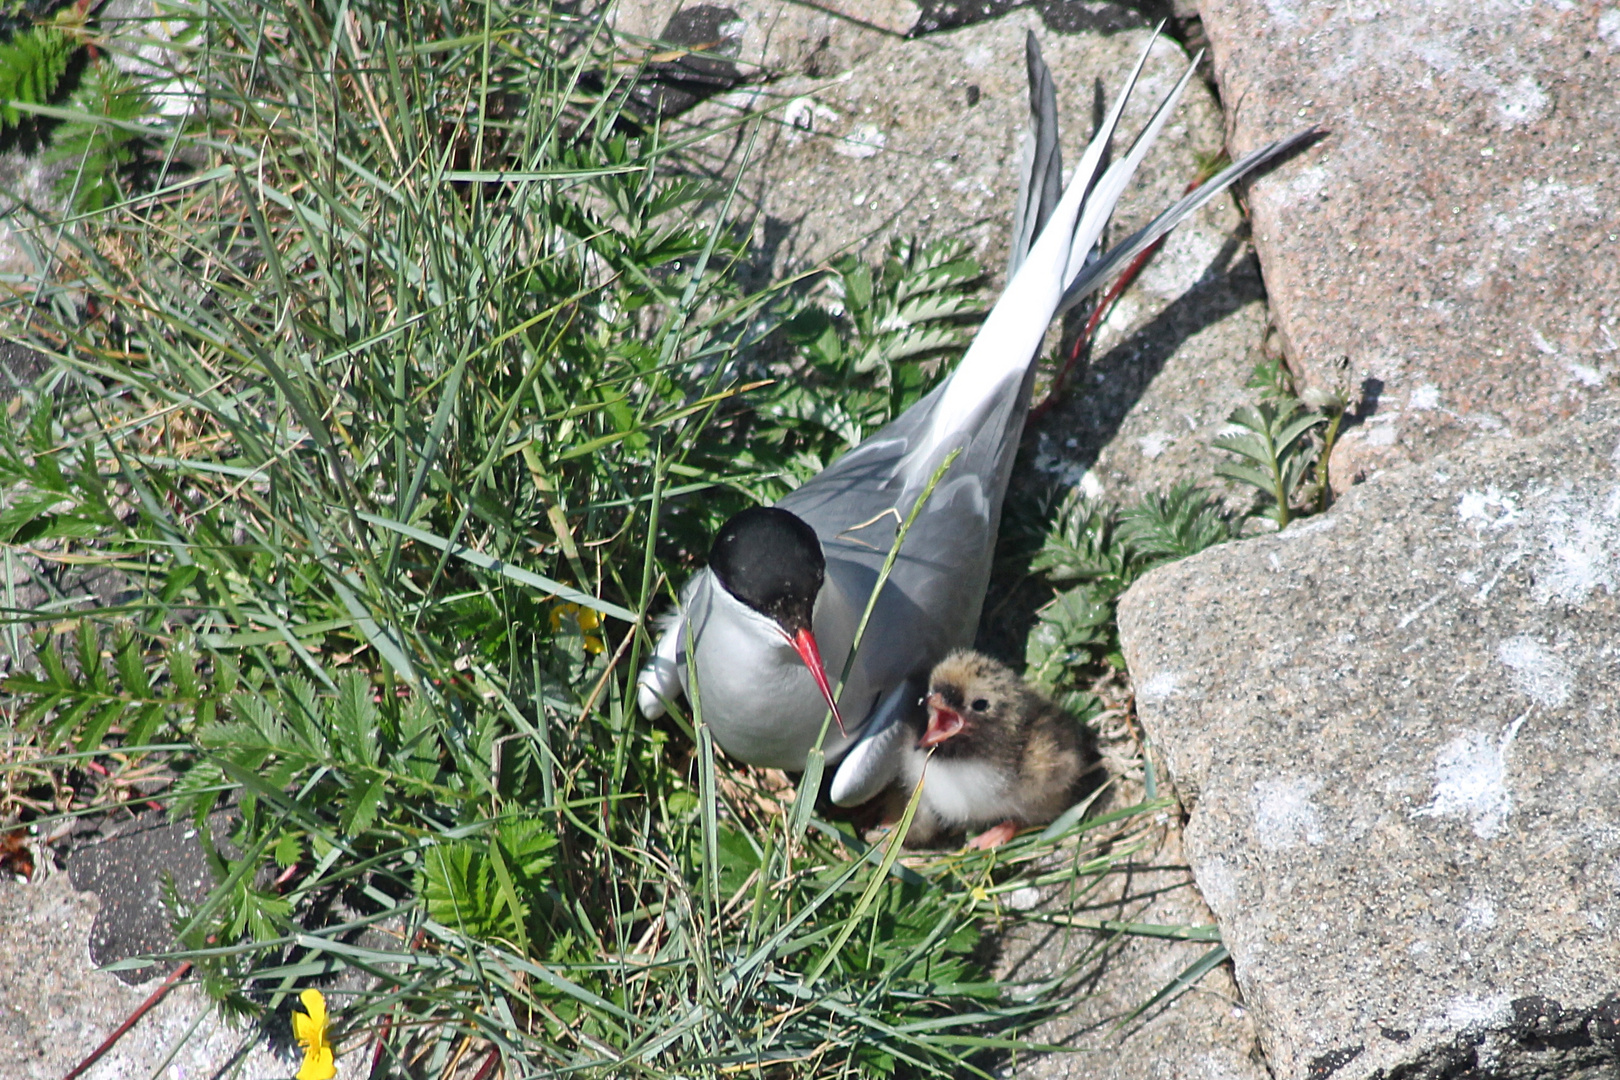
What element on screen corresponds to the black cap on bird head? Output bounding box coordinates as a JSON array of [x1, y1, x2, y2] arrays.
[[709, 506, 845, 733]]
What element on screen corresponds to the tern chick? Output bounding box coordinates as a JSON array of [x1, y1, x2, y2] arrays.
[[898, 650, 1086, 849]]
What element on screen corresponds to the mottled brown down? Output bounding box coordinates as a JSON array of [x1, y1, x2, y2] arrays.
[[898, 649, 1086, 848]]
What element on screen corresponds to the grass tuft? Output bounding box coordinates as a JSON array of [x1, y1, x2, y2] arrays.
[[0, 2, 1206, 1076]]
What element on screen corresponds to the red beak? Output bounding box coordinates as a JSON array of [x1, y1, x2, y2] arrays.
[[918, 693, 964, 748], [788, 626, 846, 736]]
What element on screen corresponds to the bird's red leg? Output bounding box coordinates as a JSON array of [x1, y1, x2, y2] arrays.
[[968, 820, 1021, 850]]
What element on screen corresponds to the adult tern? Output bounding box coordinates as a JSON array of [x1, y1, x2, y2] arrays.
[[638, 29, 1312, 804]]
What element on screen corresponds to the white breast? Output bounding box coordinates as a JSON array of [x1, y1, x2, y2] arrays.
[[681, 571, 865, 769], [902, 750, 1021, 828]]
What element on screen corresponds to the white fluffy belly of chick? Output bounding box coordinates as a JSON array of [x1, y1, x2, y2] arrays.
[[906, 754, 1022, 827]]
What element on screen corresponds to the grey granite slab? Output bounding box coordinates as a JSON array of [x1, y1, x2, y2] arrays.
[[1119, 404, 1620, 1080], [0, 870, 284, 1080]]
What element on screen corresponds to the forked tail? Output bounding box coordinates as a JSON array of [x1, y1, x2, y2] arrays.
[[922, 28, 1316, 463]]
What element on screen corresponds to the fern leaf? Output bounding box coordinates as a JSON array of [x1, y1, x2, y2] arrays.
[[46, 61, 156, 213], [1030, 489, 1133, 585], [1212, 459, 1276, 493], [334, 671, 380, 767], [893, 292, 979, 324], [1275, 409, 1327, 457], [0, 26, 74, 129], [1119, 482, 1233, 562], [1025, 584, 1116, 688], [880, 325, 962, 363], [340, 773, 387, 836]]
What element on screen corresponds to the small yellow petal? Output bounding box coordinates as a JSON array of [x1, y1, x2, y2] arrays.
[[296, 1044, 336, 1080], [970, 886, 989, 903], [291, 1009, 317, 1046], [577, 608, 600, 631], [583, 635, 605, 655], [293, 988, 335, 1079], [298, 988, 328, 1031]]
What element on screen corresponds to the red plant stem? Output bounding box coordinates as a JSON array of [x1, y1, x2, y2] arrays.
[[1029, 238, 1163, 423], [369, 930, 427, 1076], [63, 961, 192, 1080], [81, 758, 165, 813], [470, 1047, 502, 1080], [369, 1009, 396, 1077], [1030, 172, 1210, 423]]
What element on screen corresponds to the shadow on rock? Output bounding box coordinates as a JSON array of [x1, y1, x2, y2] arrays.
[[1041, 237, 1265, 482]]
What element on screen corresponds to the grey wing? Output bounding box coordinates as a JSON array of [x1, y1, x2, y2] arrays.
[[774, 373, 952, 539], [777, 361, 1031, 629]]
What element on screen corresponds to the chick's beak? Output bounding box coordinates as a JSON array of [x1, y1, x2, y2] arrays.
[[787, 626, 846, 736], [919, 692, 964, 748]]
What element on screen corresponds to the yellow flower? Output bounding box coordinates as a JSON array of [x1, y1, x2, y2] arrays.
[[547, 603, 574, 632], [550, 601, 605, 654], [292, 988, 337, 1080]]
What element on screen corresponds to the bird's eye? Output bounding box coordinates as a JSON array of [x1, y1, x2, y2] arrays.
[[971, 698, 990, 712]]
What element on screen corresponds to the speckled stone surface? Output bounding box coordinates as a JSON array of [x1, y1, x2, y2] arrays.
[[998, 811, 1269, 1080], [66, 812, 222, 985], [1030, 242, 1271, 514], [668, 9, 1227, 285], [1117, 405, 1620, 1080], [1199, 0, 1620, 483], [0, 870, 286, 1080], [0, 150, 62, 281], [610, 0, 902, 83]]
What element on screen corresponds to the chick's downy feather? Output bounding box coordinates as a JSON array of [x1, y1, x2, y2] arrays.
[[899, 650, 1085, 845]]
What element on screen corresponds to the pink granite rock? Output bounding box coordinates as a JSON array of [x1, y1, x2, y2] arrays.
[[1199, 0, 1620, 484]]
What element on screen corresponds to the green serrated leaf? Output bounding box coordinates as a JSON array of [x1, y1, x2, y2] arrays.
[[1119, 482, 1233, 562], [113, 630, 151, 699], [1210, 429, 1275, 467], [1275, 410, 1327, 455], [340, 773, 386, 836], [893, 292, 978, 324], [881, 325, 960, 362], [1212, 460, 1277, 492], [272, 830, 303, 868], [0, 26, 75, 130], [0, 490, 65, 542], [334, 671, 380, 766], [76, 700, 123, 752], [125, 702, 166, 749], [168, 637, 200, 701]]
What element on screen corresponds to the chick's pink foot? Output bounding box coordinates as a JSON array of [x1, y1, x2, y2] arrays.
[[967, 820, 1021, 850]]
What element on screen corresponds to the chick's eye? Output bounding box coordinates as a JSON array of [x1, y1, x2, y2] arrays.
[[971, 698, 990, 712]]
